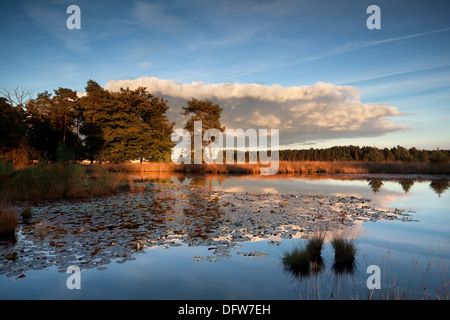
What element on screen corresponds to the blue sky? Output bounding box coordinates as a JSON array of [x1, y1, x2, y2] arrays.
[[1, 0, 449, 149]]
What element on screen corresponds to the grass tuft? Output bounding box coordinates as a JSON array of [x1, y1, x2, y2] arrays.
[[20, 206, 32, 219], [331, 235, 357, 263], [282, 246, 311, 276], [0, 197, 18, 236], [305, 233, 326, 260]]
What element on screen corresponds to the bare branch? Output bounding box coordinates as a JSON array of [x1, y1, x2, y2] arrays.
[[1, 86, 34, 108]]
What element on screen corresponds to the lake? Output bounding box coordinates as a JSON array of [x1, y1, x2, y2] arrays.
[[0, 174, 448, 299]]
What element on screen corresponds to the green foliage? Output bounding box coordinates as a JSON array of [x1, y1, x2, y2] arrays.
[[79, 82, 174, 163], [182, 98, 225, 146]]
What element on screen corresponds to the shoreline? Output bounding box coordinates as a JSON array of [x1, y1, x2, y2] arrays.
[[102, 161, 450, 176]]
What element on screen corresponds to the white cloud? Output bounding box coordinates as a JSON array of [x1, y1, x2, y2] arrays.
[[104, 76, 408, 146]]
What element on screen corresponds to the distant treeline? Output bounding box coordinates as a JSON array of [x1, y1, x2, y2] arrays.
[[279, 145, 449, 162]]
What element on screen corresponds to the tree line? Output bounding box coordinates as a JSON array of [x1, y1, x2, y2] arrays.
[[1, 80, 448, 164], [279, 145, 449, 162]]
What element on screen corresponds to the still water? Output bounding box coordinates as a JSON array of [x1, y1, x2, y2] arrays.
[[0, 174, 448, 299]]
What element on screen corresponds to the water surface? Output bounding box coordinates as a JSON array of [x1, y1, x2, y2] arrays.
[[0, 174, 448, 299]]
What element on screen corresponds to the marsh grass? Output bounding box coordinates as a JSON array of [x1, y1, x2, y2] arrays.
[[0, 195, 17, 236], [305, 233, 326, 260], [20, 206, 32, 219], [282, 245, 312, 276], [331, 237, 357, 263], [282, 233, 327, 277], [0, 163, 131, 201], [104, 161, 450, 175]]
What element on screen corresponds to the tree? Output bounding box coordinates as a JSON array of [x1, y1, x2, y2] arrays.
[[79, 82, 174, 163], [137, 88, 174, 162], [25, 91, 60, 161], [182, 98, 224, 144], [26, 89, 81, 162], [79, 80, 110, 162], [0, 97, 29, 163], [1, 86, 33, 109], [52, 87, 78, 146], [181, 98, 225, 163]]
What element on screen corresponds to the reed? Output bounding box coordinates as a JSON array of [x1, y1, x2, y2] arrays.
[[100, 160, 450, 175], [0, 196, 17, 236], [0, 163, 131, 201]]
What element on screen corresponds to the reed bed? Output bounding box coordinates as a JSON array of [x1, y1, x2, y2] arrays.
[[0, 163, 132, 201], [102, 161, 450, 175], [0, 195, 17, 235]]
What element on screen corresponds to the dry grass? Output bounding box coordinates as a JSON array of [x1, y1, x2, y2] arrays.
[[0, 163, 132, 201], [0, 196, 18, 235], [101, 161, 450, 175]]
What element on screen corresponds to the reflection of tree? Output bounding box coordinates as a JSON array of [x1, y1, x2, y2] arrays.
[[183, 188, 224, 241], [429, 179, 449, 197], [368, 179, 384, 194], [398, 179, 415, 194], [189, 175, 208, 188]]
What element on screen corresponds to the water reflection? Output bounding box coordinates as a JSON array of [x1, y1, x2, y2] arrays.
[[0, 177, 412, 278], [429, 179, 450, 197], [367, 179, 383, 194], [398, 179, 415, 194]]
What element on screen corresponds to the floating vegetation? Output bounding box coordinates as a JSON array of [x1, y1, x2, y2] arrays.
[[0, 181, 412, 278]]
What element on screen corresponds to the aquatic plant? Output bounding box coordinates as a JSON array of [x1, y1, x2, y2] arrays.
[[331, 236, 357, 263], [305, 233, 325, 260], [282, 234, 327, 277], [282, 246, 311, 276], [20, 206, 32, 219]]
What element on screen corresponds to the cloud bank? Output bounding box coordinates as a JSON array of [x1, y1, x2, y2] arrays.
[[105, 77, 407, 146]]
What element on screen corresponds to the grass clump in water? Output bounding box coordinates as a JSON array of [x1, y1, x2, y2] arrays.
[[20, 206, 32, 219], [331, 235, 357, 263], [282, 246, 311, 276], [0, 197, 17, 236], [305, 233, 325, 260], [282, 233, 326, 277]]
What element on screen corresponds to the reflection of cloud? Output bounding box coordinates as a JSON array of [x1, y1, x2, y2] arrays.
[[221, 187, 245, 192], [105, 77, 407, 146], [262, 187, 278, 194]]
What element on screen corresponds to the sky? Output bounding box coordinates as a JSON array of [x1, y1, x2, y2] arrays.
[[1, 0, 449, 150]]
